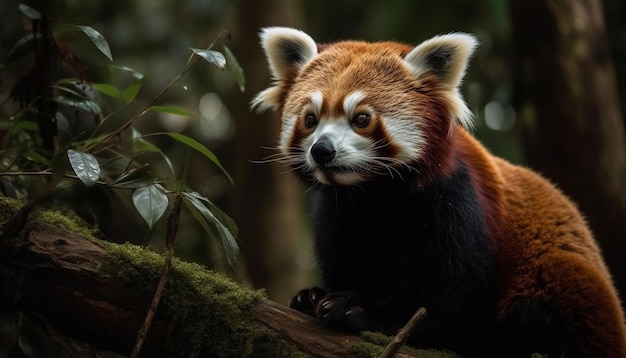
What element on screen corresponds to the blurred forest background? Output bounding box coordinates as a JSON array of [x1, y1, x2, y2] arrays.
[[1, 0, 626, 355]]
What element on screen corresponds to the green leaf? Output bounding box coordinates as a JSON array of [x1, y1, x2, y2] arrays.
[[108, 65, 144, 81], [6, 33, 41, 63], [223, 45, 245, 92], [110, 168, 155, 189], [19, 4, 41, 20], [77, 25, 112, 61], [131, 128, 156, 152], [183, 192, 238, 268], [17, 121, 38, 131], [54, 95, 102, 116], [0, 120, 38, 131], [190, 48, 226, 70], [131, 128, 175, 175], [165, 132, 233, 183], [132, 184, 168, 229], [73, 133, 108, 148], [122, 83, 142, 105], [53, 83, 91, 99], [24, 150, 49, 165], [148, 106, 192, 117], [92, 83, 122, 99], [185, 191, 238, 236], [67, 149, 100, 187], [55, 24, 112, 61]]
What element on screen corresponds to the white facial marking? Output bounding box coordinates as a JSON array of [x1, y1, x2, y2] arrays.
[[310, 91, 323, 115], [279, 91, 323, 152], [383, 116, 425, 161], [279, 113, 298, 151], [343, 91, 366, 115]]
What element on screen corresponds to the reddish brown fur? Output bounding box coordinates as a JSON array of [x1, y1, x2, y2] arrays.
[[453, 127, 626, 356], [257, 29, 626, 356]]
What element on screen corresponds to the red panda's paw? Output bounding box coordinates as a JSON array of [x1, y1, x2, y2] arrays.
[[288, 287, 327, 318], [315, 291, 367, 333]]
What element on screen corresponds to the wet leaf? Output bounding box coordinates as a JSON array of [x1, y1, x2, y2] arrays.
[[132, 184, 168, 229], [223, 45, 245, 92], [6, 33, 41, 63], [185, 191, 238, 236], [19, 4, 41, 20], [108, 65, 144, 81], [190, 48, 226, 70], [67, 149, 100, 187], [55, 95, 102, 116], [183, 191, 238, 268], [77, 25, 112, 61], [55, 24, 112, 61]]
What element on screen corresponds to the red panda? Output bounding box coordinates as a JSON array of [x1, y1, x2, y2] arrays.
[[252, 27, 626, 357]]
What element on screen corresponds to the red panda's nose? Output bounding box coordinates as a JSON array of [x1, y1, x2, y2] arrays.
[[311, 137, 336, 165]]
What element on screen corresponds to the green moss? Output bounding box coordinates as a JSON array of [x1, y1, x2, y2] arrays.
[[361, 330, 391, 346], [0, 195, 95, 239], [412, 349, 461, 358], [31, 209, 96, 239], [348, 341, 384, 357], [100, 242, 304, 357], [0, 195, 302, 356], [0, 196, 24, 225], [349, 330, 460, 358]]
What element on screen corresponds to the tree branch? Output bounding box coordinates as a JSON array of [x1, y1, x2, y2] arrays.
[[0, 221, 444, 357]]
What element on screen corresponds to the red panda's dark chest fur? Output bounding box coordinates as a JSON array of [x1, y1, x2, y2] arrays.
[[310, 163, 497, 353]]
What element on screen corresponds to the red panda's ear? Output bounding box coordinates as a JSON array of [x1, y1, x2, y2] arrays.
[[260, 27, 318, 80], [252, 27, 318, 112], [404, 33, 477, 129], [404, 33, 477, 91]]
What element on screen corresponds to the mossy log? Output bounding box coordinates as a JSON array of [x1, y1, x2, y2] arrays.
[[0, 220, 451, 358]]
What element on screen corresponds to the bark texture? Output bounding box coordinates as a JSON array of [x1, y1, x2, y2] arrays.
[[0, 221, 435, 358], [510, 0, 626, 297]]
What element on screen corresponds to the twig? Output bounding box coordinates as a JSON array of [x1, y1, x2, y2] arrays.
[[88, 28, 231, 155], [130, 194, 182, 358], [379, 307, 427, 358], [0, 170, 53, 176], [34, 312, 77, 358]]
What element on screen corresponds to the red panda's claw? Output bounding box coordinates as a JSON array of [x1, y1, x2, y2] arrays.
[[315, 291, 367, 333], [288, 286, 327, 318]]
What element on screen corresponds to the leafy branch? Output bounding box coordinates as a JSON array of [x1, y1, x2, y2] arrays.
[[2, 3, 243, 265], [1, 5, 246, 354], [89, 28, 235, 154]]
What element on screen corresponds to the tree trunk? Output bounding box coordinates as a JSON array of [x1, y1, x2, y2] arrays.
[[230, 0, 311, 304], [0, 221, 437, 358], [510, 0, 626, 297]]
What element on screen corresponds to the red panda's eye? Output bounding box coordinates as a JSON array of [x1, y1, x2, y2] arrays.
[[304, 114, 318, 128], [351, 113, 370, 128]]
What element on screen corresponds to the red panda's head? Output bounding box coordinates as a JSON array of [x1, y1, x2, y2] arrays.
[[253, 27, 477, 186]]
